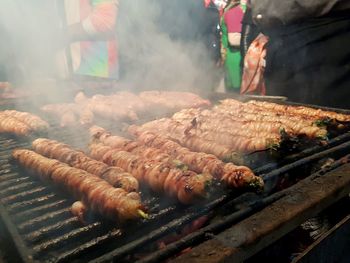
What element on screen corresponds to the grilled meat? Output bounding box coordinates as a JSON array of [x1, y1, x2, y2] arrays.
[[2, 110, 49, 131], [71, 201, 87, 223], [90, 126, 176, 164], [89, 143, 213, 204], [42, 90, 210, 127], [32, 138, 139, 192], [139, 91, 211, 110], [0, 113, 32, 136], [138, 118, 266, 155], [41, 103, 94, 127], [137, 97, 344, 155], [12, 149, 144, 221], [74, 91, 140, 122], [129, 127, 263, 190], [0, 110, 49, 136], [247, 100, 350, 122], [174, 106, 327, 139], [90, 125, 259, 189]]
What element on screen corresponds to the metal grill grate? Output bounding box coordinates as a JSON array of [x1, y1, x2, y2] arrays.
[[0, 132, 244, 263], [0, 101, 350, 262]]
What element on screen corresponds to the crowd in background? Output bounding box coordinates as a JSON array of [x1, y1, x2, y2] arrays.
[[0, 0, 349, 108]]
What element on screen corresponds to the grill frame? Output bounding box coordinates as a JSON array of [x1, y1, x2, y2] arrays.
[[0, 97, 349, 263], [171, 157, 350, 263]]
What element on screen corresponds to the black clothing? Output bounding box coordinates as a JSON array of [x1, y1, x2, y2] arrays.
[[264, 13, 350, 108], [240, 7, 260, 66], [251, 0, 350, 29]]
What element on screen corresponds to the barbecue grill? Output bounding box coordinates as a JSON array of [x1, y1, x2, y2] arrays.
[[0, 92, 350, 263]]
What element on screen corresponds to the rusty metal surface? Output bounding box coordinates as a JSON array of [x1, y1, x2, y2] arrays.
[[172, 163, 350, 263]]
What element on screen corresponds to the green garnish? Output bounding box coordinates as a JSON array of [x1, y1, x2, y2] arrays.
[[248, 178, 264, 192], [172, 160, 188, 170]]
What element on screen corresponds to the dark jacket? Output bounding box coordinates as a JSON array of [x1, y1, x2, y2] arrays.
[[250, 0, 350, 108], [251, 0, 350, 28]]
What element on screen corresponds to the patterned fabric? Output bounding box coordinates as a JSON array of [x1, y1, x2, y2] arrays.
[[65, 0, 118, 79], [220, 3, 244, 90], [240, 33, 268, 95]]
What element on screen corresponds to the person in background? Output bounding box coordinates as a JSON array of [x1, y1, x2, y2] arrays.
[[158, 0, 221, 66], [57, 0, 119, 81], [239, 0, 268, 96], [250, 0, 350, 108], [240, 32, 268, 95], [220, 0, 245, 92], [240, 0, 259, 67]]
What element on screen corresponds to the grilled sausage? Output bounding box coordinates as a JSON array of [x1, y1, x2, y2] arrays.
[[89, 143, 213, 204], [2, 110, 49, 131], [12, 149, 144, 221], [129, 128, 264, 190], [0, 113, 32, 136], [246, 100, 350, 122], [32, 138, 139, 192]]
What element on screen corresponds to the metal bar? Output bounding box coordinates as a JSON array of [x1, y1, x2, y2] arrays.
[[255, 132, 350, 175], [1, 186, 49, 204], [13, 200, 69, 221], [284, 100, 350, 115], [262, 140, 350, 193], [18, 208, 71, 232], [0, 143, 30, 152], [6, 194, 57, 213], [0, 182, 38, 196], [0, 139, 29, 146], [89, 194, 232, 263], [25, 217, 79, 243], [0, 203, 35, 263], [146, 156, 350, 263], [209, 92, 350, 114], [0, 160, 9, 166], [292, 214, 350, 263], [137, 191, 286, 263], [172, 162, 350, 263], [33, 222, 103, 254], [55, 229, 123, 263], [0, 173, 20, 181], [0, 177, 30, 188]]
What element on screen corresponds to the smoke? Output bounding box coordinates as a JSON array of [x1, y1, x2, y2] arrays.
[[117, 0, 221, 93], [0, 0, 221, 96], [0, 0, 75, 107], [0, 1, 62, 83]]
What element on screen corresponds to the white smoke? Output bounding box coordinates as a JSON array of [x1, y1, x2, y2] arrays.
[[0, 0, 220, 100], [117, 0, 221, 93]]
